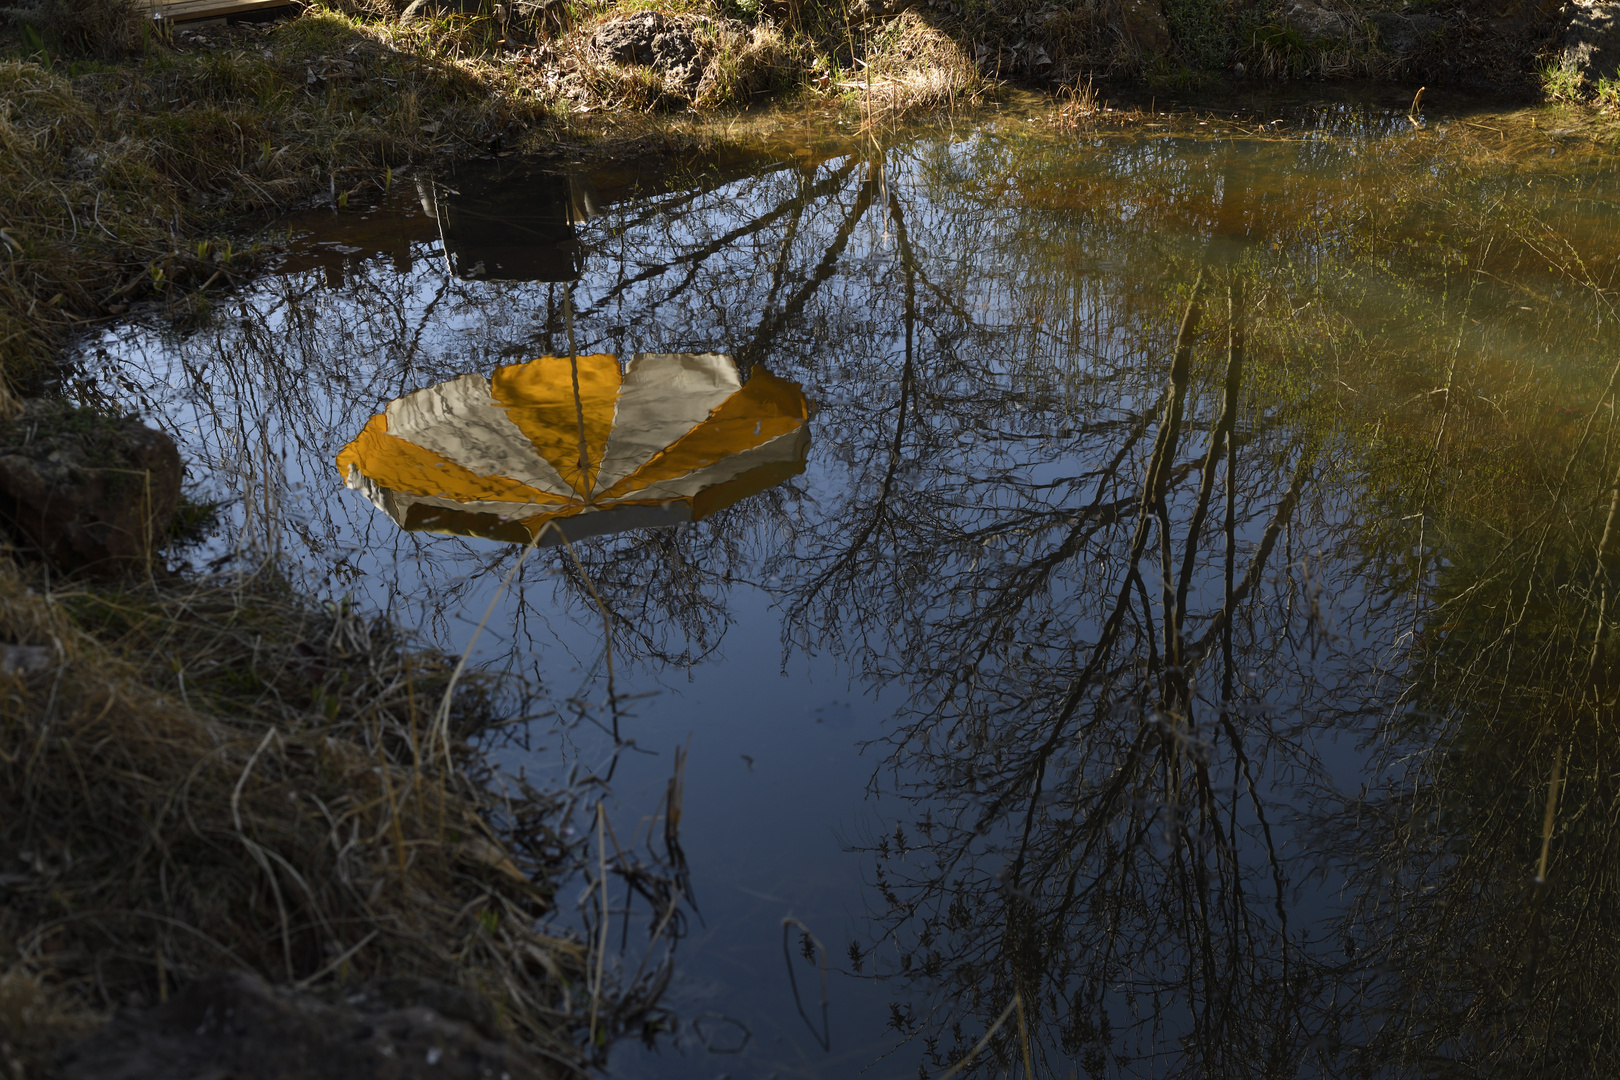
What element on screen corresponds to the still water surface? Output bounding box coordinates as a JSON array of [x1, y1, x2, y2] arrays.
[[77, 92, 1620, 1077]]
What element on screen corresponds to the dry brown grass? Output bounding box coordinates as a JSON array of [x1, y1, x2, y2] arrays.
[[696, 19, 800, 107], [1053, 74, 1104, 126], [842, 10, 983, 115], [0, 561, 594, 1076]]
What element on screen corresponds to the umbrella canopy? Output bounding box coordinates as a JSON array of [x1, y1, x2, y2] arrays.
[[337, 352, 810, 545]]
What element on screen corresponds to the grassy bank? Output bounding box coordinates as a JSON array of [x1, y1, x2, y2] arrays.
[[0, 559, 608, 1075], [0, 0, 985, 391]]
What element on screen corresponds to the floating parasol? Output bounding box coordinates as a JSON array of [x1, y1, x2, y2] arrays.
[[337, 352, 810, 545]]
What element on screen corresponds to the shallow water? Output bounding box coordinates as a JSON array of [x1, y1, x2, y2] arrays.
[[79, 90, 1620, 1077]]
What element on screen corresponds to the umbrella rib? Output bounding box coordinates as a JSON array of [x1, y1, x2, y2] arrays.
[[570, 355, 591, 500], [565, 289, 592, 504]]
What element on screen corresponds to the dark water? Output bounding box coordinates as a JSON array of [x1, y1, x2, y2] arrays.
[[78, 92, 1620, 1077]]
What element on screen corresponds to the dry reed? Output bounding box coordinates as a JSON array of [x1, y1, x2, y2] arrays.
[[852, 10, 982, 115]]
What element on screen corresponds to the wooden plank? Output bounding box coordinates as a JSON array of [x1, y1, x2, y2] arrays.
[[149, 0, 295, 23]]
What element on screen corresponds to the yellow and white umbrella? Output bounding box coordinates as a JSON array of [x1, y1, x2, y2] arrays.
[[336, 352, 810, 545]]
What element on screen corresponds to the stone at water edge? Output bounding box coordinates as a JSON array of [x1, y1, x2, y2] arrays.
[[1562, 0, 1620, 83], [591, 11, 728, 93], [0, 400, 181, 576], [1119, 0, 1172, 56]]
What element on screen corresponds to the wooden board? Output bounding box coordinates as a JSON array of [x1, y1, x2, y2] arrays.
[[149, 0, 296, 23]]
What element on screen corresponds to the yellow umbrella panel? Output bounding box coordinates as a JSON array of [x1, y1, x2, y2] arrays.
[[336, 352, 810, 546]]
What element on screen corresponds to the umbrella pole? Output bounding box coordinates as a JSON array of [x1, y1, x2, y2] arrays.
[[564, 287, 592, 505]]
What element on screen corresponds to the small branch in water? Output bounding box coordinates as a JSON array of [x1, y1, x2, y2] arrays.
[[1535, 744, 1563, 886], [932, 994, 1020, 1080], [781, 917, 831, 1051]]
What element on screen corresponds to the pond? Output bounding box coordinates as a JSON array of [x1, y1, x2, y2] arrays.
[[76, 87, 1620, 1077]]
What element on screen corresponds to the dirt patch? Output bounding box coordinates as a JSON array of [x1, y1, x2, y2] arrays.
[[592, 11, 714, 91]]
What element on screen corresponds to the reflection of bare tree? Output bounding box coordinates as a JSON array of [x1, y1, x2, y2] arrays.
[[773, 223, 1356, 1073], [78, 132, 1405, 1080], [77, 114, 1620, 1077]]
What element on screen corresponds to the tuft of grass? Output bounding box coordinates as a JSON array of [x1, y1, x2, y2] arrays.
[[165, 492, 222, 550], [1246, 21, 1306, 79], [1054, 75, 1103, 127], [1543, 58, 1588, 102], [851, 10, 983, 115], [696, 18, 799, 106], [1231, 1, 1384, 82], [545, 9, 805, 111], [1162, 0, 1230, 73]]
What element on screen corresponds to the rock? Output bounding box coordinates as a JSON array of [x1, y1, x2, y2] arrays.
[[846, 0, 919, 23], [1370, 12, 1447, 55], [1119, 0, 1172, 55], [1281, 0, 1357, 41], [56, 970, 552, 1080], [1561, 0, 1620, 83], [591, 12, 717, 92], [0, 400, 180, 577], [0, 643, 54, 674]]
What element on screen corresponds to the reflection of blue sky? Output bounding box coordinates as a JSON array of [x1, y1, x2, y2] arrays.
[[72, 111, 1503, 1077]]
